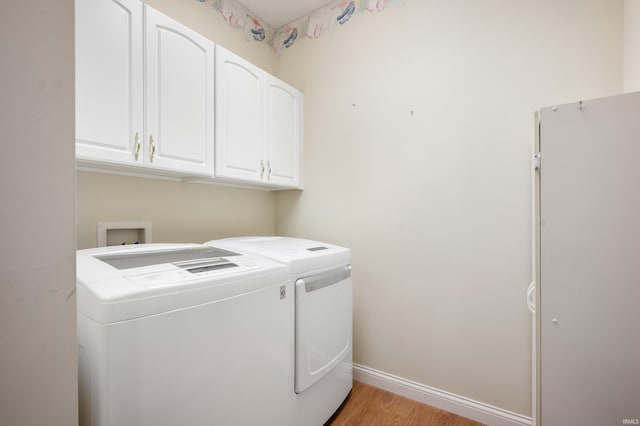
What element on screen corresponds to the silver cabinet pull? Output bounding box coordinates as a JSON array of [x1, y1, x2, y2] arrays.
[[149, 135, 155, 163], [134, 132, 141, 161], [267, 161, 272, 180], [260, 160, 265, 179]]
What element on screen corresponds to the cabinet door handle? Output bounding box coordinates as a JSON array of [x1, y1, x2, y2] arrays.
[[149, 135, 155, 163], [267, 161, 272, 180], [134, 132, 141, 161], [260, 160, 265, 179]]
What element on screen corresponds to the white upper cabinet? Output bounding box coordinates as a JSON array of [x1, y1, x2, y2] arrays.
[[216, 46, 303, 188], [145, 7, 215, 176], [76, 1, 302, 188], [265, 75, 303, 188], [75, 0, 143, 165], [215, 46, 264, 183], [75, 0, 214, 176]]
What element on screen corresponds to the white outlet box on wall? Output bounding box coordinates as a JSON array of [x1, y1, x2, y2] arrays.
[[97, 222, 152, 247]]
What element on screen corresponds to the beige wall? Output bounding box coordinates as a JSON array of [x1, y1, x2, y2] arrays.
[[0, 1, 78, 425], [624, 0, 640, 92], [76, 0, 280, 249], [275, 0, 623, 416], [77, 172, 276, 249]]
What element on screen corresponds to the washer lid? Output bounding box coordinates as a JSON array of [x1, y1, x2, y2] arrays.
[[206, 237, 351, 275], [77, 243, 288, 324], [95, 246, 238, 270]]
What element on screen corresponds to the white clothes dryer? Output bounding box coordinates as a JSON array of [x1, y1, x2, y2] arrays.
[[206, 237, 353, 425], [76, 244, 293, 426]]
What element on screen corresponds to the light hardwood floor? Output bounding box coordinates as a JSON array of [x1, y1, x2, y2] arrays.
[[327, 381, 485, 426]]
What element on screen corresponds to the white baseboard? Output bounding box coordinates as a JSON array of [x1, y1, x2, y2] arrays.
[[353, 364, 532, 426]]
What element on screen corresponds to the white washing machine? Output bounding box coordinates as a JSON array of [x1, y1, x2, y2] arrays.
[[76, 243, 294, 426], [206, 237, 353, 425]]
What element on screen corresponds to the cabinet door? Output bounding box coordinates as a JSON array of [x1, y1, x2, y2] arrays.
[[215, 46, 264, 183], [75, 0, 143, 165], [265, 75, 303, 188], [145, 6, 215, 176]]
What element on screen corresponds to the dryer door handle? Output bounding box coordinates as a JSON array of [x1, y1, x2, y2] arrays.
[[296, 266, 351, 293]]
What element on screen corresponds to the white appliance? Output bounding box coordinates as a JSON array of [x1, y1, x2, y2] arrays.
[[534, 92, 640, 425], [206, 237, 353, 425], [76, 243, 293, 426]]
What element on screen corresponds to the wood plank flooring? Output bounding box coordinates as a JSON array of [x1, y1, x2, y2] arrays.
[[327, 381, 485, 426]]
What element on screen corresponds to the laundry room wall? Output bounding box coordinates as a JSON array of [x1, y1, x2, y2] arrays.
[[624, 0, 640, 92], [274, 0, 623, 417], [77, 172, 276, 248], [0, 0, 77, 424], [76, 0, 280, 249]]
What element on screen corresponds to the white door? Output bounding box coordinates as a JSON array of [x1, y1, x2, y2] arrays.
[[294, 266, 352, 393], [215, 46, 264, 183], [144, 6, 214, 176], [75, 0, 143, 166], [539, 92, 640, 426], [265, 75, 302, 188]]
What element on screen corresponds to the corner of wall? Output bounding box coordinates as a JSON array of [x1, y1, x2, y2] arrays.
[[623, 0, 640, 92]]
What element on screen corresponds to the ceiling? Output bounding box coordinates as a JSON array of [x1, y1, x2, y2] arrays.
[[238, 0, 334, 28]]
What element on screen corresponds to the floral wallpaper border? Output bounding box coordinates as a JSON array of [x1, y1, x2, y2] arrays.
[[197, 0, 404, 53]]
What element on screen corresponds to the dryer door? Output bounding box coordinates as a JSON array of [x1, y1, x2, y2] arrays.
[[295, 266, 352, 393]]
